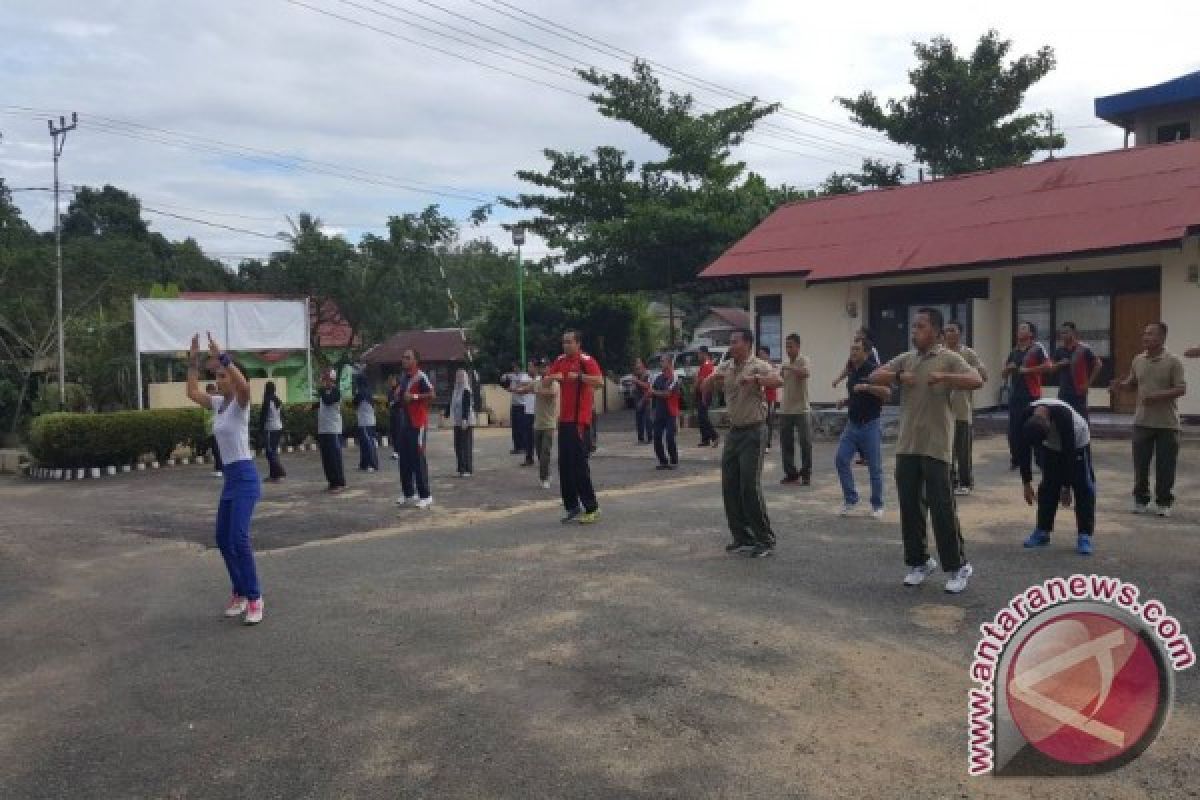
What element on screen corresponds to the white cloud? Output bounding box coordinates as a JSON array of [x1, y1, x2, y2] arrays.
[[2, 0, 1198, 261]]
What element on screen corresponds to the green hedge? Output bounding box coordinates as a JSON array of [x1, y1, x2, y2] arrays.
[[29, 409, 206, 468], [28, 396, 395, 468]]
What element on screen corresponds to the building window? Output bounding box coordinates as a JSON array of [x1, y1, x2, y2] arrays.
[[754, 295, 782, 361], [1015, 297, 1054, 353], [1156, 122, 1191, 143], [1055, 295, 1112, 359]]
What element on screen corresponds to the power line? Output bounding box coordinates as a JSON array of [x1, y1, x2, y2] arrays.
[[467, 0, 898, 144], [141, 207, 284, 240]]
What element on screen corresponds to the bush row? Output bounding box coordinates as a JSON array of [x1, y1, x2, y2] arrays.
[[28, 397, 396, 468]]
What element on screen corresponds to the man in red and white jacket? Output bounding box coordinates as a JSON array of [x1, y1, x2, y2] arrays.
[[546, 330, 604, 524], [393, 348, 436, 509]]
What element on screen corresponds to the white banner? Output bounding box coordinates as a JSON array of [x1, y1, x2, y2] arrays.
[[134, 298, 308, 353], [226, 301, 309, 351]]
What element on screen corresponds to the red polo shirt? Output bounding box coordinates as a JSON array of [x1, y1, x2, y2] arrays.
[[551, 352, 602, 426]]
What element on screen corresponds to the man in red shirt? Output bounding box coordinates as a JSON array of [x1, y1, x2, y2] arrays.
[[393, 348, 436, 509], [758, 346, 778, 453], [694, 346, 719, 447], [547, 330, 605, 523]]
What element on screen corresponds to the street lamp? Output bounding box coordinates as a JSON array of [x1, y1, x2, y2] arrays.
[[512, 227, 526, 368]]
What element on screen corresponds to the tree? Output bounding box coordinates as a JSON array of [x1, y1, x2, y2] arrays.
[[838, 30, 1065, 177], [819, 158, 907, 195], [504, 61, 796, 295]]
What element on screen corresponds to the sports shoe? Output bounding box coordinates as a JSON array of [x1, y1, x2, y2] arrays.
[[1023, 529, 1051, 548], [780, 475, 801, 485], [697, 442, 711, 448], [396, 495, 416, 506], [1156, 505, 1172, 518], [521, 460, 534, 467], [838, 503, 857, 517], [578, 510, 601, 524], [366, 467, 376, 473], [655, 464, 672, 470], [212, 471, 223, 478], [561, 507, 583, 524], [540, 480, 551, 489], [724, 542, 744, 553], [461, 472, 472, 478], [415, 497, 433, 509], [223, 594, 247, 618], [751, 545, 774, 558], [1132, 502, 1152, 515], [953, 486, 971, 496], [944, 563, 974, 594], [1076, 533, 1093, 556], [390, 452, 399, 460], [869, 507, 885, 520], [903, 558, 937, 587], [243, 598, 263, 625]]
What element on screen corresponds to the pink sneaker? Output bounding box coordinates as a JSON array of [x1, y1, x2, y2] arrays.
[[223, 594, 247, 618], [243, 598, 264, 625]]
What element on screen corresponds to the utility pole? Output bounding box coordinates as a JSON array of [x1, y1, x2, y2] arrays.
[[49, 112, 78, 406], [1045, 112, 1058, 161], [512, 227, 526, 368]]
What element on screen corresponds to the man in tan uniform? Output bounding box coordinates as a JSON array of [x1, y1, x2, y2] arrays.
[[778, 333, 813, 485], [1113, 322, 1187, 516], [944, 320, 987, 497], [702, 328, 782, 558], [870, 308, 983, 594]]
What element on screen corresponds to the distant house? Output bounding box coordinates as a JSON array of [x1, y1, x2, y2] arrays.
[[361, 328, 472, 400], [692, 307, 752, 348], [179, 292, 357, 403], [702, 75, 1200, 416]]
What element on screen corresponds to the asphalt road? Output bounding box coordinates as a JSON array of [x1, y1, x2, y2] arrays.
[[2, 415, 1197, 798]]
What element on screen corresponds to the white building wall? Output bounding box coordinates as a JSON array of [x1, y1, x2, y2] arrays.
[[751, 237, 1200, 414]]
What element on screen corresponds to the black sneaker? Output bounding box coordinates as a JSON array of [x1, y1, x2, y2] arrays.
[[751, 545, 774, 558], [655, 464, 671, 470], [561, 508, 583, 524], [724, 542, 743, 552]]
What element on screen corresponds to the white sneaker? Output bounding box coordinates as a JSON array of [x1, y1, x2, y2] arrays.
[[541, 480, 551, 489], [869, 507, 885, 520], [243, 598, 263, 625], [944, 563, 974, 594], [1155, 505, 1171, 518], [416, 497, 433, 509], [212, 471, 223, 478], [223, 594, 247, 618], [953, 486, 971, 496], [1132, 502, 1152, 514], [903, 558, 937, 587], [367, 467, 376, 473], [838, 503, 857, 517], [396, 495, 416, 506], [461, 472, 472, 478]]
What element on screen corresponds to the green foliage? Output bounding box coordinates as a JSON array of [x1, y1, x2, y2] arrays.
[[503, 61, 796, 294], [838, 30, 1065, 177], [473, 272, 649, 380], [28, 408, 205, 468], [820, 158, 907, 195]]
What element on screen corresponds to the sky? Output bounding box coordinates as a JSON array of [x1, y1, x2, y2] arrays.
[[2, 0, 1198, 268]]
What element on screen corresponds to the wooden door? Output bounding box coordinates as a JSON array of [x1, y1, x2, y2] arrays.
[[1111, 292, 1161, 412]]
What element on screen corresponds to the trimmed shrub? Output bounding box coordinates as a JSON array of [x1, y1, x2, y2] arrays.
[[29, 409, 206, 468]]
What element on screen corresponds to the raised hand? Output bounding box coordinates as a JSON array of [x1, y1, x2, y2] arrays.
[[206, 331, 221, 359], [190, 333, 200, 359]]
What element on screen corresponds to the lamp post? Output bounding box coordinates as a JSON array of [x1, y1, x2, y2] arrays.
[[49, 112, 78, 406], [513, 227, 526, 368]]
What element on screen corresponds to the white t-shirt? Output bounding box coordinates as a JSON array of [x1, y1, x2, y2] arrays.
[[356, 398, 376, 427], [1031, 398, 1090, 451], [264, 402, 283, 432], [515, 372, 536, 413], [211, 394, 253, 464]]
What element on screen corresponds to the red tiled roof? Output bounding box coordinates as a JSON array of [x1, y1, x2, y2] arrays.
[[361, 329, 469, 365], [178, 292, 355, 348], [701, 140, 1200, 283]]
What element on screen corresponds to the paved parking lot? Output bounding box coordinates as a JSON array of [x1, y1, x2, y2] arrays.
[[2, 416, 1198, 798]]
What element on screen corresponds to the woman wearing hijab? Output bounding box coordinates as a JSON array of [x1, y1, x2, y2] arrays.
[[445, 368, 475, 477], [353, 368, 380, 472], [316, 367, 347, 492], [259, 380, 287, 482], [185, 332, 264, 625]]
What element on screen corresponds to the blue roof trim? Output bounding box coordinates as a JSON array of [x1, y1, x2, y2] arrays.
[[1095, 71, 1200, 123]]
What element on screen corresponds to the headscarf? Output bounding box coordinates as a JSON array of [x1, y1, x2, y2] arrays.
[[450, 368, 475, 425]]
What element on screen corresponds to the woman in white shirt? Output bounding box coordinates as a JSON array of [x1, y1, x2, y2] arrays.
[[186, 332, 264, 626], [259, 380, 286, 482]]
